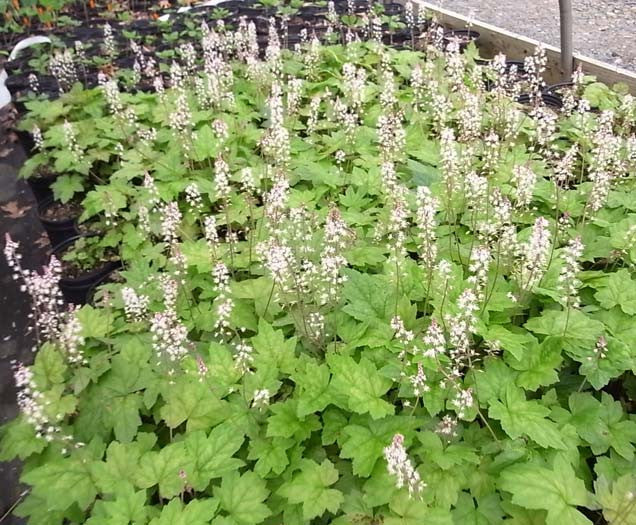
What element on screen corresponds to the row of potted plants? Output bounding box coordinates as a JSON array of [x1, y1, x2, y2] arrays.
[[2, 1, 636, 524], [12, 0, 433, 304], [5, 0, 477, 106], [1, 0, 178, 47]]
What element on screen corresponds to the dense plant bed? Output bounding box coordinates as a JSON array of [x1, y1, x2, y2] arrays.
[[0, 0, 177, 47], [2, 2, 636, 524], [5, 0, 414, 105]]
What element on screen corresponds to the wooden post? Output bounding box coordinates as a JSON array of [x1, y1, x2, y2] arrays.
[[558, 0, 573, 80]]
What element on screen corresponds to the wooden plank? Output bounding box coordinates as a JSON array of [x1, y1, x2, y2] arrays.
[[411, 0, 636, 93]]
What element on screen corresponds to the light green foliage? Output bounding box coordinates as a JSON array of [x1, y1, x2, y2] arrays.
[[340, 417, 413, 477], [595, 474, 636, 524], [278, 459, 344, 520], [150, 499, 219, 525], [595, 269, 636, 315], [160, 377, 230, 430], [214, 471, 271, 525], [499, 456, 592, 525], [183, 426, 245, 490], [328, 353, 394, 419], [5, 13, 636, 525], [559, 393, 636, 460], [488, 385, 567, 449]]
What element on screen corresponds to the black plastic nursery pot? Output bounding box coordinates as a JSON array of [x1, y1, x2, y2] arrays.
[[14, 128, 34, 153], [298, 5, 329, 17], [443, 28, 480, 50], [541, 92, 565, 110], [216, 0, 258, 8], [26, 173, 57, 204], [13, 99, 28, 119], [516, 92, 564, 110], [330, 0, 404, 16], [187, 3, 241, 17], [544, 82, 576, 96], [38, 196, 82, 246], [481, 59, 529, 91], [4, 58, 27, 76], [505, 59, 527, 70], [52, 235, 122, 305], [66, 25, 114, 41], [543, 82, 599, 112], [5, 75, 59, 105], [4, 74, 29, 99], [382, 27, 411, 45], [87, 267, 124, 306], [379, 2, 405, 16], [333, 0, 371, 13], [476, 58, 527, 71]]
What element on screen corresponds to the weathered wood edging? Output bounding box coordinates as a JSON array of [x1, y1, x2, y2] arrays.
[[412, 0, 636, 94]]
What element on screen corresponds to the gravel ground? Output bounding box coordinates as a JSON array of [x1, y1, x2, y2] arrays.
[[435, 0, 636, 72]]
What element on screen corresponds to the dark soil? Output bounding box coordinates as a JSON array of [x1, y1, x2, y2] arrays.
[[75, 220, 102, 235], [41, 200, 81, 222], [59, 246, 120, 280], [60, 255, 90, 280], [91, 270, 125, 305], [108, 268, 124, 282], [34, 166, 56, 179]]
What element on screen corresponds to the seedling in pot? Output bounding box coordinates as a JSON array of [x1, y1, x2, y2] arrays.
[[211, 7, 232, 20]]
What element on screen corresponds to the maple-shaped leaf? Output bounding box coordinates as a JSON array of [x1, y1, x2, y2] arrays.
[[508, 336, 563, 391], [415, 431, 479, 471], [231, 277, 281, 318], [340, 416, 414, 477], [384, 492, 453, 525], [451, 492, 503, 525], [183, 425, 245, 490], [92, 433, 156, 494], [563, 392, 636, 460], [342, 270, 394, 322], [31, 344, 67, 389], [213, 471, 271, 525], [199, 342, 242, 395], [598, 394, 636, 461], [266, 399, 321, 441], [160, 377, 232, 431], [149, 498, 219, 525], [88, 484, 148, 524], [191, 124, 219, 162], [499, 456, 593, 525], [51, 174, 84, 203], [76, 305, 114, 339], [0, 416, 47, 461], [488, 385, 567, 449], [13, 493, 65, 524], [594, 269, 636, 315], [251, 319, 297, 375], [321, 407, 348, 446], [595, 474, 636, 525], [525, 309, 604, 356], [327, 353, 394, 419], [135, 442, 188, 499], [292, 358, 333, 417], [94, 340, 155, 442], [278, 459, 344, 520], [22, 439, 104, 512], [247, 435, 292, 477], [577, 336, 632, 389]]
